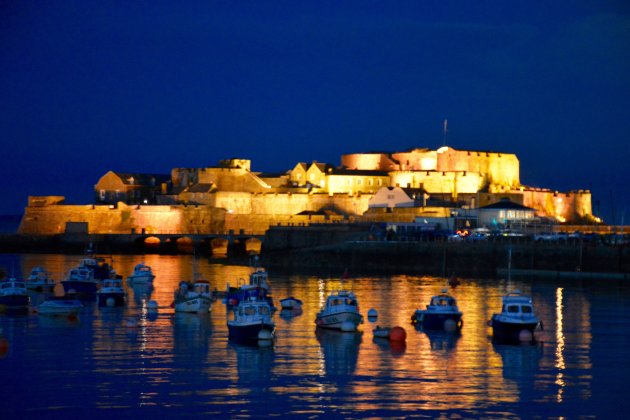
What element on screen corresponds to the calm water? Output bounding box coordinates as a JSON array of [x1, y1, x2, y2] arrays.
[[1, 253, 629, 418]]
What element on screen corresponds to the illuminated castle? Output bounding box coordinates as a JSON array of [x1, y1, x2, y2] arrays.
[[19, 147, 596, 235]]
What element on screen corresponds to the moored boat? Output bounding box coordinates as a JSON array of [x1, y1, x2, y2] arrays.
[[225, 267, 275, 310], [61, 266, 100, 298], [37, 296, 83, 316], [97, 278, 126, 307], [0, 278, 30, 310], [126, 263, 155, 285], [173, 280, 213, 313], [411, 288, 463, 331], [315, 290, 363, 331], [489, 290, 542, 343], [280, 296, 302, 310], [227, 297, 275, 343], [25, 267, 56, 292]]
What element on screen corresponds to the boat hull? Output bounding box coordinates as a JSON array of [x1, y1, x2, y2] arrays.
[[174, 296, 212, 313], [491, 317, 539, 343], [280, 297, 302, 310], [97, 292, 126, 307], [38, 300, 83, 316], [315, 311, 363, 330], [61, 281, 99, 299], [0, 294, 30, 308], [26, 283, 55, 293], [227, 322, 275, 343], [413, 311, 463, 330]]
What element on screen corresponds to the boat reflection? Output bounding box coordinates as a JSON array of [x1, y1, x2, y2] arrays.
[[130, 283, 154, 305], [37, 313, 81, 328], [172, 312, 213, 359], [417, 327, 461, 352], [230, 341, 275, 384], [279, 307, 303, 322], [315, 328, 362, 380], [493, 342, 543, 383], [372, 336, 407, 356]]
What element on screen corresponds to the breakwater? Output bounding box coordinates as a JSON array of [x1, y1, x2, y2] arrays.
[[261, 226, 630, 277]]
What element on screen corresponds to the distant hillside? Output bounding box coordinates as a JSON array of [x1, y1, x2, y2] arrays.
[[0, 215, 22, 233]]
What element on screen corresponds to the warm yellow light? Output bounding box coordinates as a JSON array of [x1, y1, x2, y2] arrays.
[[555, 215, 566, 223]]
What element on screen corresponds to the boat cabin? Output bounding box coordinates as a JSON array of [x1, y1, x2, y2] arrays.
[[193, 281, 211, 295], [430, 293, 457, 308], [326, 291, 358, 308], [501, 291, 535, 316], [1, 279, 26, 290]]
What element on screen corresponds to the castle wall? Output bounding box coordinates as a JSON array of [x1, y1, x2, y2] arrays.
[[389, 171, 484, 195], [521, 189, 592, 222], [436, 148, 520, 188], [341, 153, 399, 171], [391, 149, 436, 171], [19, 201, 227, 235]]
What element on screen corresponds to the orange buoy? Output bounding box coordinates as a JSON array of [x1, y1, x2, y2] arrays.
[[0, 337, 9, 358], [389, 326, 407, 342]]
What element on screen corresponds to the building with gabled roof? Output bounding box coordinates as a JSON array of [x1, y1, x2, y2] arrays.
[[94, 171, 170, 205]]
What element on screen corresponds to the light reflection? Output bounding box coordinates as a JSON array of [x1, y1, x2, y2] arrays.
[[555, 287, 566, 402]]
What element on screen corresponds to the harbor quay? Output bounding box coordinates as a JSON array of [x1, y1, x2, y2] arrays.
[[1, 223, 628, 278]]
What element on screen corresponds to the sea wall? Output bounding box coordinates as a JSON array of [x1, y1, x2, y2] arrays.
[[262, 226, 630, 276]]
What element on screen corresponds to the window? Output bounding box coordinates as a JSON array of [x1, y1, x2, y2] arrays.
[[522, 305, 532, 314], [507, 305, 519, 313], [377, 179, 382, 186]]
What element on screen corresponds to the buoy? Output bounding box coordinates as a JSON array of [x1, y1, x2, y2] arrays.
[[340, 321, 357, 332], [444, 319, 457, 332], [367, 308, 378, 319], [389, 326, 407, 342], [147, 300, 158, 312], [106, 297, 116, 307], [519, 329, 533, 342], [258, 329, 273, 341], [0, 337, 9, 358]]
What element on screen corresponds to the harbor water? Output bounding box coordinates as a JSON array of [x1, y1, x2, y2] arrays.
[[1, 253, 629, 418]]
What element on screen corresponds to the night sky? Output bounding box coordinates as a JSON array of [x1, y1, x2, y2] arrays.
[[2, 1, 629, 224]]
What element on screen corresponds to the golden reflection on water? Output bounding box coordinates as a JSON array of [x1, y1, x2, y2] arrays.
[[12, 254, 597, 413]]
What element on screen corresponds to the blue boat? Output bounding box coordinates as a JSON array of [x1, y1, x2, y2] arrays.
[[227, 298, 275, 343], [489, 290, 542, 343], [97, 279, 126, 307], [0, 278, 30, 310], [225, 268, 275, 310], [61, 266, 100, 298], [411, 288, 463, 331]]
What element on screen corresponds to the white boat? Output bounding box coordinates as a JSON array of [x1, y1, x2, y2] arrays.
[[315, 290, 363, 331], [37, 297, 83, 316], [173, 280, 213, 313], [372, 325, 391, 338], [25, 267, 56, 292], [489, 290, 542, 343], [126, 263, 155, 285], [0, 278, 30, 310], [227, 297, 275, 342], [280, 296, 302, 310], [97, 278, 126, 307], [411, 288, 463, 331]]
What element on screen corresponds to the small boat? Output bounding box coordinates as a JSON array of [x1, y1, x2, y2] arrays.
[[25, 267, 56, 292], [97, 278, 126, 307], [489, 290, 542, 343], [411, 288, 463, 331], [0, 278, 30, 310], [225, 267, 275, 309], [315, 290, 363, 331], [61, 267, 100, 298], [37, 296, 83, 316], [126, 263, 155, 285], [280, 296, 302, 310], [373, 325, 391, 338], [173, 280, 213, 313], [227, 297, 275, 343]]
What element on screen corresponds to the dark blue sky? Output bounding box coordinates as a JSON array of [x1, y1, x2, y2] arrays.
[[2, 1, 629, 223]]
